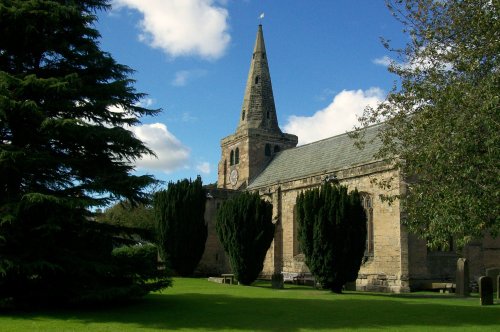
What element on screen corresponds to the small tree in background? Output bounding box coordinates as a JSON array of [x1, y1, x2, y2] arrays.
[[216, 192, 274, 285], [154, 176, 207, 276], [296, 183, 366, 293], [96, 201, 156, 241]]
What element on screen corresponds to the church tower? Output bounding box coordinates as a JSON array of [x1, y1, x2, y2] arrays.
[[218, 25, 298, 189]]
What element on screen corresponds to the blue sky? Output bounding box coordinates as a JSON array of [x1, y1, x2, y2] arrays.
[[96, 0, 406, 186]]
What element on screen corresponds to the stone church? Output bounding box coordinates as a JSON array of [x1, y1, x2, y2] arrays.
[[196, 25, 500, 292]]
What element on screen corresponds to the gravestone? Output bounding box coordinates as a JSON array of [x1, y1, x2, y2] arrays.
[[456, 258, 470, 297], [479, 276, 494, 305], [485, 267, 500, 293]]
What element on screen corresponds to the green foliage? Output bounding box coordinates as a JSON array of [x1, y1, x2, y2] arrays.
[[296, 184, 366, 293], [96, 201, 156, 240], [0, 0, 159, 209], [0, 0, 167, 307], [216, 192, 274, 285], [0, 197, 170, 308], [111, 243, 171, 290], [357, 0, 499, 249], [154, 177, 207, 277]]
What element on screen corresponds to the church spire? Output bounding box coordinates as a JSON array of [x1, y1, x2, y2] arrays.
[[237, 25, 281, 133]]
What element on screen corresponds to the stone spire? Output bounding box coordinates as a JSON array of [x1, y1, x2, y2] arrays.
[[237, 25, 281, 133]]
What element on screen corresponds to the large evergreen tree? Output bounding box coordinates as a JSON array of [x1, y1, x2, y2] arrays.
[[0, 0, 170, 307], [216, 192, 274, 285], [357, 0, 499, 249], [154, 177, 207, 276], [296, 184, 366, 293]]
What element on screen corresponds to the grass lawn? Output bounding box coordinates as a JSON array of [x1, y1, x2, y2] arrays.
[[1, 278, 499, 332]]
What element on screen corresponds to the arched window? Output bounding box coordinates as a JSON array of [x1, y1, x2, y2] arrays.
[[266, 110, 270, 119], [235, 148, 240, 164], [255, 76, 259, 84], [265, 144, 271, 156], [361, 194, 374, 257], [274, 145, 281, 153], [241, 110, 245, 121], [230, 150, 234, 166]]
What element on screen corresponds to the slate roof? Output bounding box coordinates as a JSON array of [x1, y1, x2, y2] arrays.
[[247, 123, 385, 189]]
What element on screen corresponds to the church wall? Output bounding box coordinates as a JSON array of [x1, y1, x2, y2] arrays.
[[254, 161, 411, 293], [408, 232, 500, 290]]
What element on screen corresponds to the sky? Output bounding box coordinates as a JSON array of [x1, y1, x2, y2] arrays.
[[96, 0, 408, 187]]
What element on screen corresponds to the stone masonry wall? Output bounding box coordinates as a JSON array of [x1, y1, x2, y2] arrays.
[[255, 161, 411, 293]]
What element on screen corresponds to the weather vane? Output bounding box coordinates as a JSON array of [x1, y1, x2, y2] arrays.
[[259, 13, 265, 22]]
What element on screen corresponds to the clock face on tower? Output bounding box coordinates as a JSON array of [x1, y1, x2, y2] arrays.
[[230, 169, 238, 186]]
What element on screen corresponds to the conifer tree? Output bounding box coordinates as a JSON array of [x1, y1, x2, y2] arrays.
[[154, 177, 207, 276], [216, 192, 274, 285], [0, 0, 170, 307], [296, 184, 366, 293]]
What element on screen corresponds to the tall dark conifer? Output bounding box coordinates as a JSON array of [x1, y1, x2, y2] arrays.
[[0, 0, 170, 307], [296, 184, 366, 293], [154, 177, 207, 276], [216, 192, 274, 285]]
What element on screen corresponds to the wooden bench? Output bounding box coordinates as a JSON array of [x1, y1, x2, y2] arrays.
[[421, 282, 456, 293], [293, 273, 315, 286], [282, 272, 299, 282], [221, 273, 235, 284]]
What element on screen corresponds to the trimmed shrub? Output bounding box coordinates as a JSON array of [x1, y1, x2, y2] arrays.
[[216, 192, 274, 285], [296, 184, 367, 293]]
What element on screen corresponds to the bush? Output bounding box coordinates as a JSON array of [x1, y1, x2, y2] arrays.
[[155, 177, 207, 277], [216, 192, 274, 285], [296, 184, 366, 293], [0, 199, 171, 309]]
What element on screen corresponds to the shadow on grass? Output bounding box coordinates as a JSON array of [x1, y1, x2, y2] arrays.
[[4, 290, 500, 331]]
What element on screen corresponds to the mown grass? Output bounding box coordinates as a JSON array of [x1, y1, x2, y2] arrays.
[[1, 278, 499, 331]]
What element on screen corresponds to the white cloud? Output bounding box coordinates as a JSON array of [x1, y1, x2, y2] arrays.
[[196, 161, 211, 174], [283, 88, 385, 145], [137, 98, 155, 108], [130, 123, 190, 173], [113, 0, 230, 59], [373, 55, 393, 67], [172, 69, 207, 87]]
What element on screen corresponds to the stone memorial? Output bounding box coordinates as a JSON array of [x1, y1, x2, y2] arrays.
[[456, 258, 469, 297], [479, 276, 493, 305], [485, 267, 500, 293]]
